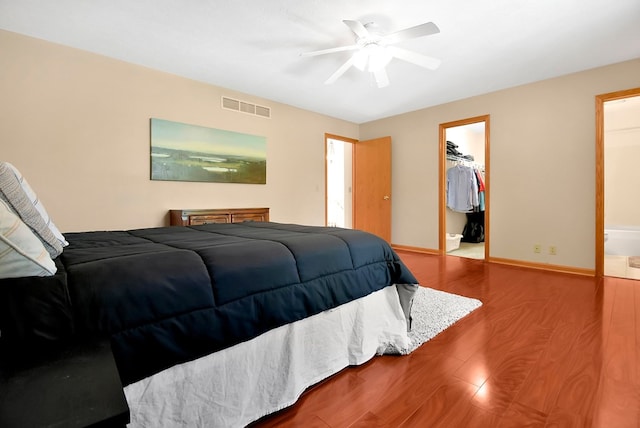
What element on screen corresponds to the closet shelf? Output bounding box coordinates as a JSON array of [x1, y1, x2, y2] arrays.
[[447, 154, 475, 163]]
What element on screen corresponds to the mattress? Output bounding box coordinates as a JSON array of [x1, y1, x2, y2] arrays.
[[0, 221, 418, 386], [125, 285, 410, 427]]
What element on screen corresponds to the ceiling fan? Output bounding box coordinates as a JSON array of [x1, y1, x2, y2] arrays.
[[301, 20, 441, 88]]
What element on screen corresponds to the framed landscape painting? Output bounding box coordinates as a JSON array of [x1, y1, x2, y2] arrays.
[[150, 118, 266, 184]]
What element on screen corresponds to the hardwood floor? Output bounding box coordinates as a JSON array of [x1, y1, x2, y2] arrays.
[[252, 252, 640, 428]]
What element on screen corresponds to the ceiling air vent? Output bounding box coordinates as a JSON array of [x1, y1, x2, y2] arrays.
[[221, 96, 271, 119]]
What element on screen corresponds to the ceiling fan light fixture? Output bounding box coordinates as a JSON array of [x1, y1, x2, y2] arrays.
[[352, 50, 368, 71], [304, 19, 440, 87], [366, 44, 392, 72]]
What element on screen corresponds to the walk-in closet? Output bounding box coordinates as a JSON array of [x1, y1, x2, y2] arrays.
[[444, 121, 486, 259]]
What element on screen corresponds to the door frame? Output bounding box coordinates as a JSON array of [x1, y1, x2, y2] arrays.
[[438, 115, 491, 258], [324, 133, 357, 227], [595, 87, 640, 277]]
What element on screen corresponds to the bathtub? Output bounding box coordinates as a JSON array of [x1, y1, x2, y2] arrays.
[[604, 226, 640, 256]]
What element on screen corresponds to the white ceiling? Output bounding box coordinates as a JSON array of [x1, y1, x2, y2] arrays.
[[1, 0, 639, 124]]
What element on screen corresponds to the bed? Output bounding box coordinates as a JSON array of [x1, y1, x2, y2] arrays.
[[0, 161, 419, 426]]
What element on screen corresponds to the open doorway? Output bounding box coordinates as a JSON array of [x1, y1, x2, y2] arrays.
[[325, 134, 393, 241], [325, 135, 354, 228], [596, 88, 640, 278], [439, 116, 490, 260]]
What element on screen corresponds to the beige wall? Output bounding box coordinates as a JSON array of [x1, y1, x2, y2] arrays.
[[361, 59, 640, 270], [3, 29, 640, 271], [0, 30, 358, 232]]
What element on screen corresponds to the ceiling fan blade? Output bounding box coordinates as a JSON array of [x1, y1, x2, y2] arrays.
[[343, 19, 370, 39], [325, 55, 357, 85], [374, 68, 390, 88], [388, 46, 441, 70], [384, 22, 440, 44], [300, 44, 359, 57]]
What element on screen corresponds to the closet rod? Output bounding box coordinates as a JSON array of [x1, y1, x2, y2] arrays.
[[446, 154, 484, 171], [446, 154, 477, 163]]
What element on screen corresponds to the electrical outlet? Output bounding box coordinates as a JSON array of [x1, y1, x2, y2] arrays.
[[549, 246, 557, 255], [534, 244, 541, 253]]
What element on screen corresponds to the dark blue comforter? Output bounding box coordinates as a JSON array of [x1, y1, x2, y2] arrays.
[[2, 222, 417, 385]]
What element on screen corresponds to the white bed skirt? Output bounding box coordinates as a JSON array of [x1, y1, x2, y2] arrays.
[[124, 285, 410, 427]]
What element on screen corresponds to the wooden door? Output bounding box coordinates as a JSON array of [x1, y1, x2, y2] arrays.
[[354, 136, 392, 241]]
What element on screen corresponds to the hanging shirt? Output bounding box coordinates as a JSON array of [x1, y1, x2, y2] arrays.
[[474, 168, 485, 211], [446, 165, 478, 212], [475, 168, 485, 192]]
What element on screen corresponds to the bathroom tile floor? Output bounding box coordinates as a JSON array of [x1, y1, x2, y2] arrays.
[[447, 242, 484, 260], [604, 255, 640, 280]]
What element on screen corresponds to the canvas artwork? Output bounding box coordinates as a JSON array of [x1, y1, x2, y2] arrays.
[[150, 118, 266, 184]]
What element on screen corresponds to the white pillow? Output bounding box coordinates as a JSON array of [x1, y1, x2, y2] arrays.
[[0, 199, 57, 278], [4, 162, 68, 247], [0, 162, 63, 258]]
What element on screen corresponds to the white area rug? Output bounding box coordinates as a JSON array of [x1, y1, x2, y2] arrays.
[[387, 286, 482, 355]]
